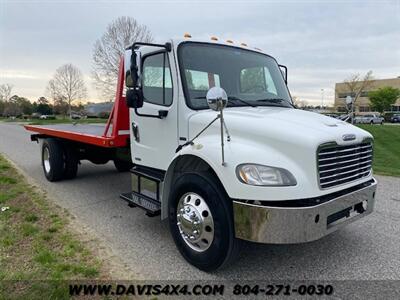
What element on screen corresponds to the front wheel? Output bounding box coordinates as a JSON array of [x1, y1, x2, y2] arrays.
[[168, 172, 241, 271]]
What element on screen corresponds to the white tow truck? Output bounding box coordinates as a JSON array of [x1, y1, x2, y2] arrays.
[[25, 36, 377, 271]]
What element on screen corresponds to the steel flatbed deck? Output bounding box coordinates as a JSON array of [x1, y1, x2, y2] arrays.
[[24, 123, 129, 148]]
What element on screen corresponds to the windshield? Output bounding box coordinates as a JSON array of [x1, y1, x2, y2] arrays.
[[178, 42, 292, 110]]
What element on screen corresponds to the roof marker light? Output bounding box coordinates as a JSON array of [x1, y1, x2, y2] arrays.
[[210, 36, 218, 41], [226, 39, 234, 44], [254, 47, 262, 51], [241, 43, 248, 46], [184, 33, 192, 38]]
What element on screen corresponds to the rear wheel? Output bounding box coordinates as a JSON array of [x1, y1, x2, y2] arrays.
[[42, 138, 64, 182], [168, 172, 241, 271], [63, 145, 79, 179]]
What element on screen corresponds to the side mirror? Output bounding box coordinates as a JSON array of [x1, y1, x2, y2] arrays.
[[206, 87, 228, 111], [125, 50, 141, 88], [126, 88, 143, 109], [279, 64, 287, 84]]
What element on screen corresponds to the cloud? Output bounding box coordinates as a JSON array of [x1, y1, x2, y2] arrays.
[[0, 0, 399, 104], [0, 70, 42, 80]]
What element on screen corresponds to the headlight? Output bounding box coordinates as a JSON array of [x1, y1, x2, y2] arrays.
[[236, 164, 297, 186]]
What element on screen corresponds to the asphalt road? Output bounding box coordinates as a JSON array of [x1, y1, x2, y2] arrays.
[[1, 122, 399, 281]]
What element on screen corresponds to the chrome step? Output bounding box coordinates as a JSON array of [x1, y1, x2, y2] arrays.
[[120, 191, 161, 217]]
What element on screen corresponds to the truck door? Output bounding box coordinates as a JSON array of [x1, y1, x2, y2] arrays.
[[129, 50, 178, 170]]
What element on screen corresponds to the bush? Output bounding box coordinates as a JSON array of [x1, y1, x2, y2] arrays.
[[98, 111, 110, 119]]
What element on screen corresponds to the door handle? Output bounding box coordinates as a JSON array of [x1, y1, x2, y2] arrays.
[[132, 122, 140, 142], [134, 108, 168, 119], [158, 110, 168, 118]]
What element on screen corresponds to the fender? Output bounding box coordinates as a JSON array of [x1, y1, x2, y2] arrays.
[[160, 134, 313, 219]]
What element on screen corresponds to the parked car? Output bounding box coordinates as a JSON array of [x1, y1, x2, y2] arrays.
[[39, 115, 56, 120], [337, 114, 350, 122], [354, 114, 384, 125], [390, 114, 400, 123], [323, 114, 337, 119], [71, 113, 82, 120]]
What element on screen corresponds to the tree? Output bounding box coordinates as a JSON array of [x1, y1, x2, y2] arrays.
[[3, 95, 22, 117], [92, 16, 153, 100], [343, 71, 374, 123], [52, 96, 69, 116], [369, 86, 400, 113], [47, 64, 87, 118], [8, 95, 34, 115], [0, 83, 13, 102], [343, 71, 374, 103], [292, 96, 309, 108], [35, 97, 53, 115]]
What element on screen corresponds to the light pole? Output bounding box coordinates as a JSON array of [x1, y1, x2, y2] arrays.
[[321, 88, 325, 109]]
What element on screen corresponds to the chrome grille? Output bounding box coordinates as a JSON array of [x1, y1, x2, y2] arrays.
[[318, 142, 373, 189]]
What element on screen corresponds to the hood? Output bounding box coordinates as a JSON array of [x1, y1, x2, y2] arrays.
[[188, 107, 372, 147]]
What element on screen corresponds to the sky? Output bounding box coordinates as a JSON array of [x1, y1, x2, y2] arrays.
[[0, 0, 399, 105]]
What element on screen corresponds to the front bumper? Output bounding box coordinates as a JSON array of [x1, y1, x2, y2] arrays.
[[233, 178, 377, 244]]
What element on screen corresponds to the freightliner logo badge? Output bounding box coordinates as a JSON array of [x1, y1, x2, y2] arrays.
[[342, 134, 356, 141]]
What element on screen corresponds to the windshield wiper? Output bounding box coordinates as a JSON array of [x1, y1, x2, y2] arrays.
[[227, 96, 257, 107], [255, 98, 294, 108], [194, 96, 257, 107]]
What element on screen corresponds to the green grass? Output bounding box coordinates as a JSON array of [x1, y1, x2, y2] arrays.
[[358, 124, 400, 177], [0, 154, 106, 298]]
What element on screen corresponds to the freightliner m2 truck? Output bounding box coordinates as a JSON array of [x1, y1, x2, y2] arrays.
[[25, 35, 377, 271]]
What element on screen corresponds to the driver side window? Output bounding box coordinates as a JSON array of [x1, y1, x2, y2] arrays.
[[142, 52, 173, 106]]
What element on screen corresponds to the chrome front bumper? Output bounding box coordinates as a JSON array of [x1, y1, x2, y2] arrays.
[[233, 178, 377, 244]]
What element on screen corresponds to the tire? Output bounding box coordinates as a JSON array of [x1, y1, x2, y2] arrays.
[[168, 172, 241, 271], [113, 159, 133, 172], [63, 145, 79, 179], [42, 138, 64, 182]]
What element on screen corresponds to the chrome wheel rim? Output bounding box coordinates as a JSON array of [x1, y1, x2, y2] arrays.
[[176, 192, 214, 252], [43, 147, 51, 173]]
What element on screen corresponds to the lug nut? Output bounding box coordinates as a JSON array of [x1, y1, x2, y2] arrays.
[[193, 230, 199, 235], [189, 235, 196, 240]]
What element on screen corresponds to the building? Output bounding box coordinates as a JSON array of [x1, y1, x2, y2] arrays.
[[334, 77, 400, 113]]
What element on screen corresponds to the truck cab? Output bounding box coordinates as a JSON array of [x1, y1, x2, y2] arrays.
[[122, 37, 377, 271], [26, 36, 377, 271]]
